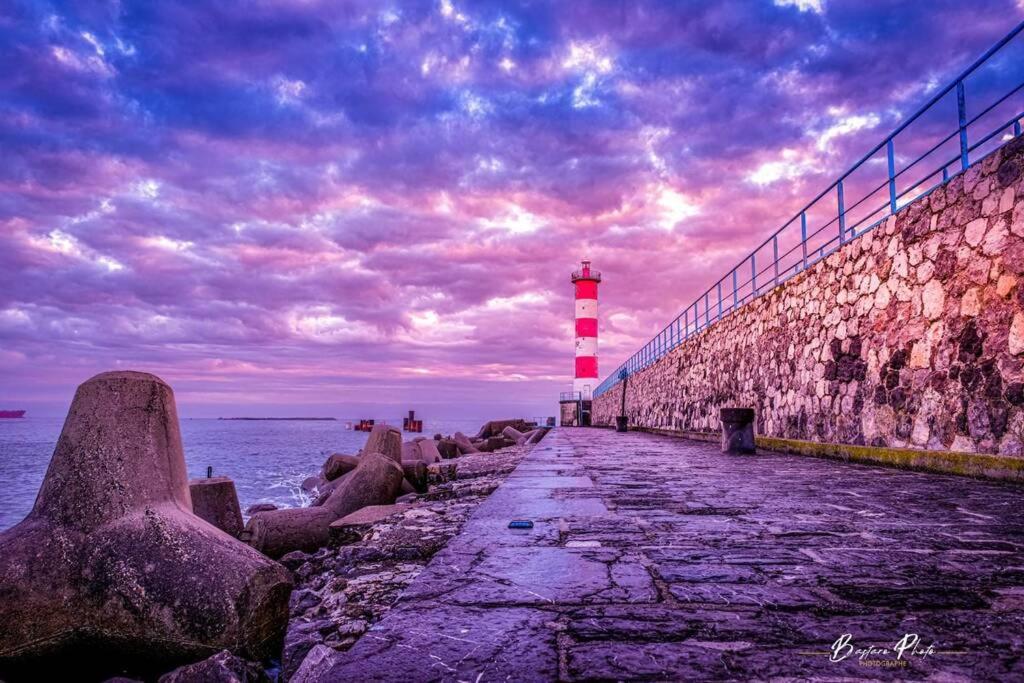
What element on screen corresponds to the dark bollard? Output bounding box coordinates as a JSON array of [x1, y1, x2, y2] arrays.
[[720, 408, 756, 454], [615, 416, 628, 432]]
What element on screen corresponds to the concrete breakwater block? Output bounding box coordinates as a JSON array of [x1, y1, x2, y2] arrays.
[[189, 476, 244, 537], [323, 453, 359, 481], [501, 425, 527, 444], [437, 438, 460, 458], [0, 371, 293, 681], [401, 460, 429, 493], [474, 419, 532, 439], [363, 424, 402, 463], [527, 427, 551, 444], [453, 432, 480, 454], [721, 407, 756, 454], [415, 438, 443, 464], [244, 425, 405, 558]]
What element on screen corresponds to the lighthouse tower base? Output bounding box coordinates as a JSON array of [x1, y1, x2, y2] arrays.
[[559, 395, 591, 427]]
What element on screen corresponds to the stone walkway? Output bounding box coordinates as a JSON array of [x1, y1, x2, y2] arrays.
[[308, 429, 1024, 681]]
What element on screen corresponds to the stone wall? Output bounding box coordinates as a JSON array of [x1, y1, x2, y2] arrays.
[[594, 137, 1024, 456]]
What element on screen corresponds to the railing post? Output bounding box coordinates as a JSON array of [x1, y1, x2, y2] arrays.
[[772, 236, 779, 286], [704, 292, 710, 327], [886, 138, 898, 213], [684, 309, 689, 339], [732, 269, 738, 308], [717, 281, 723, 319], [837, 179, 846, 245], [800, 211, 808, 270], [751, 254, 757, 296], [957, 80, 969, 171], [942, 166, 949, 183], [1015, 119, 1022, 137]]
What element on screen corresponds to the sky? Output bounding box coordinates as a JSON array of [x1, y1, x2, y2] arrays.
[[1, 1, 1023, 419]]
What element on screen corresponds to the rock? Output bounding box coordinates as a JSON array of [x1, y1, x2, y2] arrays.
[[246, 503, 278, 515], [244, 451, 404, 558], [301, 475, 323, 493], [279, 550, 311, 571], [327, 504, 412, 542], [0, 371, 293, 681], [289, 644, 336, 683], [402, 460, 429, 493], [1011, 313, 1024, 356], [416, 439, 443, 464], [427, 462, 458, 484], [322, 454, 359, 481], [290, 588, 322, 614], [922, 279, 945, 320], [282, 621, 326, 681], [437, 438, 460, 459], [965, 217, 987, 247], [363, 424, 402, 463], [157, 650, 269, 683], [720, 407, 756, 455], [453, 432, 480, 454], [960, 288, 981, 316], [189, 476, 244, 537]]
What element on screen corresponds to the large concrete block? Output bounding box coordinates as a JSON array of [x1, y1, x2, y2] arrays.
[[189, 476, 244, 537], [0, 371, 293, 681], [474, 419, 531, 439], [363, 424, 402, 463], [322, 453, 359, 481], [453, 432, 480, 454], [415, 438, 442, 463]]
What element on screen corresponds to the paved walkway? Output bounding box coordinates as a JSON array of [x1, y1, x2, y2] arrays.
[[313, 429, 1024, 681]]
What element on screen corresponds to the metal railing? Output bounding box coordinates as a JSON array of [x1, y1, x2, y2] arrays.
[[571, 268, 602, 281], [594, 21, 1024, 398], [559, 391, 583, 401]]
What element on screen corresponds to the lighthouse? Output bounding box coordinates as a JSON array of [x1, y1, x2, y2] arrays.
[[571, 259, 601, 401]]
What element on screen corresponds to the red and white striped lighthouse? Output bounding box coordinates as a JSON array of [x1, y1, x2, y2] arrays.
[[571, 259, 601, 400]]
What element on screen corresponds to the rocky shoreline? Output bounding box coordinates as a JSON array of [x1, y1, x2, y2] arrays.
[[0, 371, 547, 682], [280, 444, 532, 680]]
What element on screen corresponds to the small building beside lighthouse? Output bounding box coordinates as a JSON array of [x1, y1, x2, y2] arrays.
[[560, 259, 601, 426]]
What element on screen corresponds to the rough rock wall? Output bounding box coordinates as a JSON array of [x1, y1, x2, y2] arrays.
[[593, 138, 1024, 456]]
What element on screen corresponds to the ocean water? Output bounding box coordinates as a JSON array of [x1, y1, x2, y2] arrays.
[[0, 416, 485, 531]]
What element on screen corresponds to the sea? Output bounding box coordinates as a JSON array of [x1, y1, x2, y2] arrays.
[[0, 416, 486, 531]]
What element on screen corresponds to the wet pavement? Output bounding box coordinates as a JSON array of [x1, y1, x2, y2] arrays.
[[311, 428, 1024, 681]]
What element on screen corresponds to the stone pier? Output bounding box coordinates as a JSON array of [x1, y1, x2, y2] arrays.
[[303, 428, 1024, 681], [593, 137, 1024, 459]]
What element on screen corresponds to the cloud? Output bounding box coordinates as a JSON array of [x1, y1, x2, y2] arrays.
[[1, 0, 1021, 415]]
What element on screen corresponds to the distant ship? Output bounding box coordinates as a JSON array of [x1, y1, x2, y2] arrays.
[[0, 410, 25, 418]]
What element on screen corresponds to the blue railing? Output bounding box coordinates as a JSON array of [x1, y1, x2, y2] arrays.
[[594, 20, 1024, 398]]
